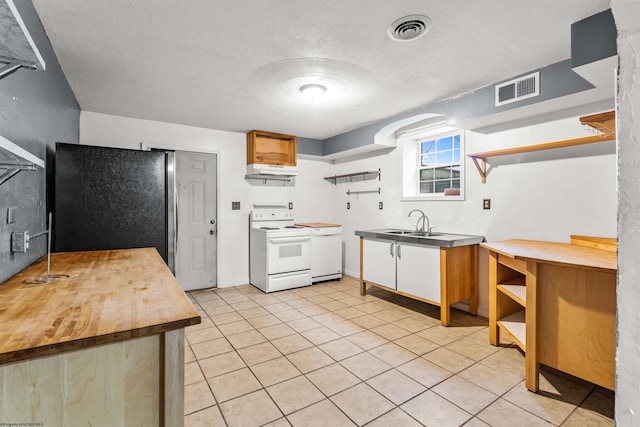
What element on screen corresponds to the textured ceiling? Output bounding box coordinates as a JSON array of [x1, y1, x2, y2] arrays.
[[32, 0, 610, 140]]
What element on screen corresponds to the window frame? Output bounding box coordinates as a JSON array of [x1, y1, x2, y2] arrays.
[[401, 129, 465, 201]]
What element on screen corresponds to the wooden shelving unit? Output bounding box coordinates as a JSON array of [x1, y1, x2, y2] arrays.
[[324, 169, 380, 185], [468, 110, 615, 183], [491, 260, 527, 352], [497, 310, 526, 349], [484, 236, 617, 391]]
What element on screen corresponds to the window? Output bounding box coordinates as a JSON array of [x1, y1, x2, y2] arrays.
[[401, 129, 465, 200], [418, 133, 462, 194]]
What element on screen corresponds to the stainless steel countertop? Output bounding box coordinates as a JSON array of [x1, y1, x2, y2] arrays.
[[355, 229, 485, 248]]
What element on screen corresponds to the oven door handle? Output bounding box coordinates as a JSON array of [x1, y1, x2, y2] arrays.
[[269, 236, 311, 244]]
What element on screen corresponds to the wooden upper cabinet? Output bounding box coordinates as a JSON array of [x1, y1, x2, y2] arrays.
[[246, 130, 297, 166]]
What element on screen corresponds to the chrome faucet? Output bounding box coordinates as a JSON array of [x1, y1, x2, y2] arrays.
[[408, 209, 430, 233]]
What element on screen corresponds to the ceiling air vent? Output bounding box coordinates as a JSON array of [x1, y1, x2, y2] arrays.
[[388, 15, 432, 41], [495, 72, 540, 106]]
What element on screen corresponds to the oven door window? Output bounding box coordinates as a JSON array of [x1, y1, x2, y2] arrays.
[[268, 236, 311, 274]]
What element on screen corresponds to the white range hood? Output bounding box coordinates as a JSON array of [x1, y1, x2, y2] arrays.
[[247, 163, 297, 176]]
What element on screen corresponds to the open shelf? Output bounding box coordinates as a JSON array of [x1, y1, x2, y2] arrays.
[[497, 310, 526, 351], [497, 283, 526, 307], [0, 0, 46, 80], [324, 169, 380, 185], [468, 111, 615, 183]]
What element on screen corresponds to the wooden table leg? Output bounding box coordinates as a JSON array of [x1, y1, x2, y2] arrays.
[[488, 250, 499, 345], [469, 244, 479, 316], [525, 260, 539, 392], [440, 248, 450, 326], [359, 237, 366, 296]]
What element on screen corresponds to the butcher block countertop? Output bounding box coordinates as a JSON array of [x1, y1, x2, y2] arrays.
[[295, 222, 341, 228], [480, 238, 616, 272], [0, 247, 201, 364]]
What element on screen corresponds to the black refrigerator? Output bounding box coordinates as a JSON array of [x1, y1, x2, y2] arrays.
[[54, 143, 175, 271]]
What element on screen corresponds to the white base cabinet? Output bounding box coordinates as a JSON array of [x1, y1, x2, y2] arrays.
[[362, 238, 397, 290], [397, 242, 441, 303], [360, 237, 478, 326]]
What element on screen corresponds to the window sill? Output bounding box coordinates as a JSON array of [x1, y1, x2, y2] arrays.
[[401, 195, 465, 202]]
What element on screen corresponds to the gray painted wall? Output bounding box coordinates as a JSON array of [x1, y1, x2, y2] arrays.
[[297, 136, 323, 156], [571, 9, 617, 68], [0, 0, 79, 283], [321, 59, 595, 156]]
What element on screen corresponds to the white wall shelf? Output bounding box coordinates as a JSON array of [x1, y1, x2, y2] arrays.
[[0, 135, 44, 185], [0, 0, 46, 79]]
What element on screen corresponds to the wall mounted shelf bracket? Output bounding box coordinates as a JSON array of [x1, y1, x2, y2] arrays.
[[0, 0, 47, 81], [324, 169, 381, 185], [245, 174, 292, 185], [346, 188, 380, 196], [0, 135, 44, 186]]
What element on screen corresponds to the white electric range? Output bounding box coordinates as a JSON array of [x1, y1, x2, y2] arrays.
[[249, 207, 312, 293]]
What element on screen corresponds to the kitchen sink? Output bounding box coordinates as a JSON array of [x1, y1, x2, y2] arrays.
[[386, 230, 412, 235], [384, 229, 443, 237], [409, 231, 443, 237]]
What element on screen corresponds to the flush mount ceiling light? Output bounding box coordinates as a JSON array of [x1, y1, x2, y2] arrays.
[[299, 84, 326, 102], [388, 15, 432, 41], [250, 58, 374, 109]]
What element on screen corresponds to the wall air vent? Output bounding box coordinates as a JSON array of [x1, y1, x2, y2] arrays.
[[495, 72, 540, 107]]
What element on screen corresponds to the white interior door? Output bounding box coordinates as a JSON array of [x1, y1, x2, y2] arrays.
[[175, 151, 217, 290]]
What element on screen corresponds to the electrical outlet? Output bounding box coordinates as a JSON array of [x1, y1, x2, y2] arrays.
[[288, 202, 293, 209], [379, 201, 383, 210], [347, 202, 350, 210], [231, 201, 240, 210], [483, 199, 491, 210], [11, 231, 29, 253]]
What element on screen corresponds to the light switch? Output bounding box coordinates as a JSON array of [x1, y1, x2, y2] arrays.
[[232, 201, 240, 210], [7, 206, 17, 224]]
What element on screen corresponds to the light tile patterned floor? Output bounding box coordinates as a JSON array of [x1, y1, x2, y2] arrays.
[[184, 276, 614, 427]]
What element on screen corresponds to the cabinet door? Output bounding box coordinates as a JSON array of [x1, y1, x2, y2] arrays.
[[363, 239, 396, 289], [396, 243, 441, 303]]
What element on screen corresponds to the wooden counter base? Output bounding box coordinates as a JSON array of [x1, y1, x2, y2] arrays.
[[0, 330, 184, 425], [483, 237, 616, 391]]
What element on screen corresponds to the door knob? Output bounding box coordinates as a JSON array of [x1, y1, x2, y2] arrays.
[[210, 219, 216, 225], [210, 229, 216, 235]]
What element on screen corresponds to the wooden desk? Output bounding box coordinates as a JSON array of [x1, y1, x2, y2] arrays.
[[482, 236, 616, 391], [0, 248, 201, 426]]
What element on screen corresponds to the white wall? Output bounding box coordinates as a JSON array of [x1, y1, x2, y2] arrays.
[[330, 114, 617, 317], [79, 111, 334, 287], [612, 0, 640, 423]]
